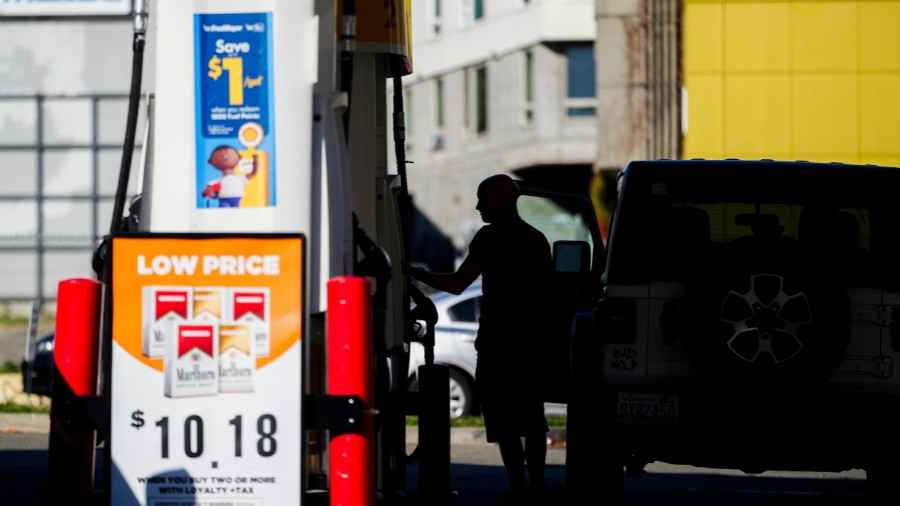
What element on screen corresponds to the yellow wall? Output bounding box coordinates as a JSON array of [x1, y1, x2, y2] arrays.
[[683, 0, 900, 167]]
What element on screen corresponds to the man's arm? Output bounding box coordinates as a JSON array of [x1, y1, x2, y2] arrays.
[[402, 256, 482, 295]]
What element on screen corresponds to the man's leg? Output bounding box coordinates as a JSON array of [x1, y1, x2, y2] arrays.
[[498, 436, 527, 489], [524, 431, 547, 487]]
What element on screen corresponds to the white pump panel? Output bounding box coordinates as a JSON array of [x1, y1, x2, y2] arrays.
[[109, 3, 318, 505]]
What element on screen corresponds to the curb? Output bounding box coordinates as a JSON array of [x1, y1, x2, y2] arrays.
[[0, 413, 50, 434]]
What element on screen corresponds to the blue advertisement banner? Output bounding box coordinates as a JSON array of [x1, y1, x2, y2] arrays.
[[195, 12, 276, 209]]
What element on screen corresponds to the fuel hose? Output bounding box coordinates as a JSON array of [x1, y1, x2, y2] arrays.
[[89, 2, 151, 497], [108, 0, 149, 236]]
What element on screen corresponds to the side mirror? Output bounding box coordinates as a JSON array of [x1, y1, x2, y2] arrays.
[[553, 240, 590, 274]]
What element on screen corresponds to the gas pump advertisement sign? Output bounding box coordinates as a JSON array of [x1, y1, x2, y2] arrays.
[[195, 12, 277, 209], [109, 235, 304, 506]]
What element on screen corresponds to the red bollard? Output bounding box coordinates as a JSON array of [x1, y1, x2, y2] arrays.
[[327, 276, 375, 506], [47, 278, 103, 504], [54, 278, 102, 395]]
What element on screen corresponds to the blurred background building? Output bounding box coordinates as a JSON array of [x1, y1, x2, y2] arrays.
[[392, 0, 900, 268], [1, 0, 900, 302], [387, 0, 598, 258], [0, 0, 149, 305]]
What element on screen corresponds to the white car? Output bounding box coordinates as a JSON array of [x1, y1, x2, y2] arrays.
[[408, 282, 567, 419]]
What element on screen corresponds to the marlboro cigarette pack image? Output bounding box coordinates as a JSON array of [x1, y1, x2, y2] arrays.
[[229, 287, 271, 357], [142, 286, 192, 359], [164, 322, 219, 398], [192, 286, 227, 322], [219, 323, 255, 393]]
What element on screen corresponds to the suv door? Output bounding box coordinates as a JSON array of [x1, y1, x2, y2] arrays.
[[515, 183, 605, 404]]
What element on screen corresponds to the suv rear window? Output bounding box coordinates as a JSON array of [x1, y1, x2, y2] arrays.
[[605, 161, 900, 288]]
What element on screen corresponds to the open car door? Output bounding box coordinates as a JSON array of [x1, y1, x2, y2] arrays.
[[516, 182, 605, 406]]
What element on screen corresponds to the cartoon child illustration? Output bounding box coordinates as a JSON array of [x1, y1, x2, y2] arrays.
[[201, 145, 258, 208]]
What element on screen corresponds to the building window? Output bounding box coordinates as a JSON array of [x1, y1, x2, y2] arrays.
[[522, 50, 534, 125], [465, 65, 488, 136], [433, 78, 445, 150], [565, 44, 596, 118], [435, 78, 445, 130], [462, 0, 484, 25], [432, 0, 442, 35], [404, 88, 413, 149]]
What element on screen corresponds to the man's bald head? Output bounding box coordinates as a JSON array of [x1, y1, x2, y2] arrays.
[[476, 174, 519, 223]]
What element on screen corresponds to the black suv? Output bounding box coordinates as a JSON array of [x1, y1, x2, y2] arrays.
[[567, 159, 900, 505]]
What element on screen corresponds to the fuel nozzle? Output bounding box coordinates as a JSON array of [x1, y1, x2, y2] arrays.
[[133, 0, 149, 36], [408, 281, 438, 365]]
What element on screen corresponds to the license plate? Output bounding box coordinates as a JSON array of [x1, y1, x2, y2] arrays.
[[616, 392, 679, 424]]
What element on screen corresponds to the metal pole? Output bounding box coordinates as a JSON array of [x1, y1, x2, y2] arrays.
[[417, 363, 452, 498], [36, 95, 45, 303]]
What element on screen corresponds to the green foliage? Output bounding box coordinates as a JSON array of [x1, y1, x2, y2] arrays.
[[451, 416, 485, 428], [0, 361, 19, 374], [406, 415, 485, 427], [0, 401, 49, 414], [0, 315, 30, 326], [546, 415, 567, 427]]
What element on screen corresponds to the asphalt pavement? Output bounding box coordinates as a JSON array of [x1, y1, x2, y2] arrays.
[[0, 412, 871, 506], [0, 322, 573, 506], [0, 324, 869, 506], [0, 413, 569, 506]]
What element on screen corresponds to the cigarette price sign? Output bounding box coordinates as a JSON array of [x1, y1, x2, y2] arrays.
[[109, 235, 304, 506]]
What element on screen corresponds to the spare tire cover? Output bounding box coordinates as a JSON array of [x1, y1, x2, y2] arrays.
[[681, 241, 851, 388]]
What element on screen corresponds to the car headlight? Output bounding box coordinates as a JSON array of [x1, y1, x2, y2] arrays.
[[36, 339, 54, 354]]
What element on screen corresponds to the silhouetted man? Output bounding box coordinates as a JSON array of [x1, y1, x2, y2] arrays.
[[403, 174, 552, 503]]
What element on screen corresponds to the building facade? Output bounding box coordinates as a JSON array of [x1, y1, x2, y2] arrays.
[[389, 0, 598, 254], [5, 0, 899, 301], [596, 0, 900, 187], [682, 0, 900, 166], [400, 0, 900, 258]]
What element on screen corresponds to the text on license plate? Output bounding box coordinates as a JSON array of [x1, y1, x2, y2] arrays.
[[616, 392, 679, 424]]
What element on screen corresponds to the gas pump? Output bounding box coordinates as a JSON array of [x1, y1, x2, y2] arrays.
[[45, 0, 454, 505]]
